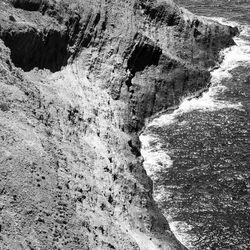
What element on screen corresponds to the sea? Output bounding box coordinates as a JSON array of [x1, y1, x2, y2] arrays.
[[140, 1, 250, 249]]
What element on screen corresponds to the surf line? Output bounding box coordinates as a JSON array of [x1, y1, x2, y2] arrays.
[[142, 18, 250, 131], [139, 18, 250, 249], [140, 18, 248, 177]]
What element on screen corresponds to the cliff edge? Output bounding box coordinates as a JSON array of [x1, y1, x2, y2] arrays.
[[0, 0, 237, 249]]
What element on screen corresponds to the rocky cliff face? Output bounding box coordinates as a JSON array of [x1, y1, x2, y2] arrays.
[[0, 0, 237, 249]]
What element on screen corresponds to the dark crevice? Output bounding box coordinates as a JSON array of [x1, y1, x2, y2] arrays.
[[1, 2, 105, 72], [125, 75, 133, 91], [66, 14, 81, 47], [122, 37, 163, 133], [107, 243, 116, 249], [11, 0, 49, 12], [108, 195, 113, 204], [128, 139, 141, 157], [1, 29, 69, 72], [127, 39, 162, 75], [93, 13, 101, 27]]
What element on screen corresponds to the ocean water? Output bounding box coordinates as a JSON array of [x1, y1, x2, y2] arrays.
[[140, 1, 250, 249]]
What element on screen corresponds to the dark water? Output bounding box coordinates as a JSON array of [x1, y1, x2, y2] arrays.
[[141, 1, 250, 249], [176, 0, 250, 24]]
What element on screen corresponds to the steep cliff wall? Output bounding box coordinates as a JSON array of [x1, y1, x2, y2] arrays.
[[0, 0, 237, 249]]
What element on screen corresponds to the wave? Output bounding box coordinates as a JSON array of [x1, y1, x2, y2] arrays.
[[140, 18, 250, 249], [140, 134, 173, 178], [140, 132, 198, 248], [148, 21, 250, 128]]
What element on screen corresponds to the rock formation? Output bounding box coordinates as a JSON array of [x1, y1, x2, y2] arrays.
[[0, 0, 238, 249]]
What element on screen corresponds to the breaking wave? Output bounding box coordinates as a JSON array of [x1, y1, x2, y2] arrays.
[[140, 19, 250, 249], [148, 20, 250, 128]]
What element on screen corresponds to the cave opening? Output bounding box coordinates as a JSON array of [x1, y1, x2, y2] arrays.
[[11, 0, 48, 12], [1, 28, 70, 72], [127, 42, 162, 75]]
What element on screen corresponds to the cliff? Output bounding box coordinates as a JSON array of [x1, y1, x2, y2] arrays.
[[0, 0, 238, 249]]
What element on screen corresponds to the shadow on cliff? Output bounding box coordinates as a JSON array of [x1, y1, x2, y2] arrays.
[[1, 28, 69, 72], [0, 0, 104, 72]]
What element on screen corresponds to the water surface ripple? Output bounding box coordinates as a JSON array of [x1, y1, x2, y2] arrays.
[[140, 1, 250, 249]]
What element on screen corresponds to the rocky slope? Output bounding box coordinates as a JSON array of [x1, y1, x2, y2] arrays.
[[0, 0, 238, 249]]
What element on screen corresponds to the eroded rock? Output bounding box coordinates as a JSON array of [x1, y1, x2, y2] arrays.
[[0, 0, 238, 249]]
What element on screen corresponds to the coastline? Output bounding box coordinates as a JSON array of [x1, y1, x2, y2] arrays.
[[140, 18, 250, 249], [0, 0, 239, 249]]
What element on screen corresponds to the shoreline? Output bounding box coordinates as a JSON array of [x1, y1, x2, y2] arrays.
[[0, 1, 240, 249], [139, 17, 250, 250]]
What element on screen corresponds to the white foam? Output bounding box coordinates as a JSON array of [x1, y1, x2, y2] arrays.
[[140, 134, 195, 247], [205, 16, 240, 28], [140, 134, 196, 248], [140, 18, 250, 250], [148, 24, 250, 128], [140, 134, 173, 179], [168, 220, 197, 250]]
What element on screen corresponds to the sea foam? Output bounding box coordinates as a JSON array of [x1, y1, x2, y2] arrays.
[[140, 18, 250, 249], [148, 22, 250, 128], [140, 134, 173, 179]]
